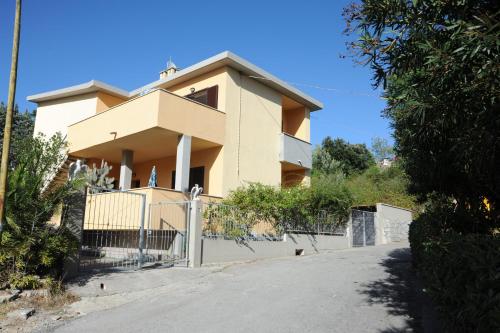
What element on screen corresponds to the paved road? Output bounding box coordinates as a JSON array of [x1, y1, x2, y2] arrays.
[[51, 243, 438, 333]]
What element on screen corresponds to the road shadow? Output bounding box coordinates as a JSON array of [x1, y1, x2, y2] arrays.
[[358, 247, 441, 333], [66, 261, 175, 288]]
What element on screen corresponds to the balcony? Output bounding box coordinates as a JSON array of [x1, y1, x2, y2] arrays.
[[279, 133, 312, 169], [67, 89, 225, 162]]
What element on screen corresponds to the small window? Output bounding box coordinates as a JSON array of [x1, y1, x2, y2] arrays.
[[185, 86, 218, 109]]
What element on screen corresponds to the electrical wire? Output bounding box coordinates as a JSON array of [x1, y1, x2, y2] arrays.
[[247, 75, 381, 98]]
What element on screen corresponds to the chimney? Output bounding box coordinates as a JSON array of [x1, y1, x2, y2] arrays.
[[159, 58, 177, 79]]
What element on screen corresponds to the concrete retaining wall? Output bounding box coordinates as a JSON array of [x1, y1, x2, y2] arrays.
[[375, 203, 412, 244], [201, 233, 350, 265]]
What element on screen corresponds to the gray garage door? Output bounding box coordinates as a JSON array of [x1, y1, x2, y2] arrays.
[[352, 209, 375, 247]]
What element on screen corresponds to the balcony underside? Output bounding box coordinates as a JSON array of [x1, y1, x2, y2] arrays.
[[70, 127, 220, 164]]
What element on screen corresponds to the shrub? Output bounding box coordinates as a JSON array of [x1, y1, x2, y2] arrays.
[[419, 233, 500, 331], [309, 173, 353, 223], [0, 134, 83, 288], [410, 207, 500, 331], [214, 176, 353, 237], [347, 164, 419, 213]]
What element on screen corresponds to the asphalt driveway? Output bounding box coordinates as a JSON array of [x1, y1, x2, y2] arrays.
[[47, 243, 439, 333]]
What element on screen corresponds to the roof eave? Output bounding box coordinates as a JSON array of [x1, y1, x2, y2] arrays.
[[130, 51, 323, 111], [27, 80, 129, 103]]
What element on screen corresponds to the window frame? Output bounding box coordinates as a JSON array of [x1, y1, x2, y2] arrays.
[[185, 85, 218, 109]]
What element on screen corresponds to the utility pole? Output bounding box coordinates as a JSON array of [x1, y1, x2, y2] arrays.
[[0, 0, 22, 238]]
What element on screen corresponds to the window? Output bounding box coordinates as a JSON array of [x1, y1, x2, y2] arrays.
[[185, 86, 218, 109], [171, 166, 205, 191]]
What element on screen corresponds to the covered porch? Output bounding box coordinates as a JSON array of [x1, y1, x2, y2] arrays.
[[77, 130, 224, 197]]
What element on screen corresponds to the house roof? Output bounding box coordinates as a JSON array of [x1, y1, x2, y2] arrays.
[[27, 80, 129, 103], [27, 51, 323, 111]]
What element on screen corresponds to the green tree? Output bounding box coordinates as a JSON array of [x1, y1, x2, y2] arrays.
[[371, 137, 394, 162], [344, 0, 500, 230], [0, 103, 35, 167], [312, 145, 343, 175], [319, 137, 375, 176]]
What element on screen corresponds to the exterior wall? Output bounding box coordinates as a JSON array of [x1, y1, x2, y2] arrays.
[[34, 93, 98, 138], [41, 66, 312, 198], [375, 203, 413, 244], [222, 68, 282, 195], [281, 169, 307, 187], [201, 233, 349, 265], [96, 92, 127, 113], [171, 67, 286, 195], [282, 106, 310, 142], [168, 67, 229, 112]]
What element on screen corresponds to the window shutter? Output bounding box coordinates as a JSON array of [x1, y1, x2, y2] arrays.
[[206, 86, 218, 109]]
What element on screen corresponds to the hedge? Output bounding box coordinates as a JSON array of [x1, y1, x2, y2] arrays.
[[409, 218, 500, 332]]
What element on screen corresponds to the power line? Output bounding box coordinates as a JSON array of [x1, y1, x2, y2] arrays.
[[247, 75, 382, 98]]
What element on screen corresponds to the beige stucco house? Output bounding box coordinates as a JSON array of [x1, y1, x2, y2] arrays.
[[29, 51, 322, 201]]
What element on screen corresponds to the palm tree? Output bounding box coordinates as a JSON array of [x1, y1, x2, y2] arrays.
[[0, 0, 22, 239]]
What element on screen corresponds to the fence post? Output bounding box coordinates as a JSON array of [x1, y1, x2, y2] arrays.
[[173, 231, 185, 259], [188, 199, 203, 268], [138, 194, 146, 269], [362, 211, 366, 247], [317, 211, 321, 235]]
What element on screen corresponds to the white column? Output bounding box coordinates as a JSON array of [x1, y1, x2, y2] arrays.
[[175, 134, 192, 192], [119, 149, 133, 190]]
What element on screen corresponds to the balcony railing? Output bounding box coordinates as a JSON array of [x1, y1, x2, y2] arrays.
[[279, 133, 312, 169], [67, 89, 225, 154]]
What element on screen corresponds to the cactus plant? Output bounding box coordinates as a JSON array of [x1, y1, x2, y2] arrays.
[[86, 160, 115, 193]]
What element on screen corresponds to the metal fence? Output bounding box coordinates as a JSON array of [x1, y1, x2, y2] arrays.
[[202, 203, 282, 241], [79, 189, 190, 271], [202, 203, 346, 241], [283, 210, 347, 236], [146, 201, 190, 266], [79, 190, 147, 271]]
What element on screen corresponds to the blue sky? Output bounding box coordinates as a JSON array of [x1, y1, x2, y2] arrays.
[[0, 0, 391, 147]]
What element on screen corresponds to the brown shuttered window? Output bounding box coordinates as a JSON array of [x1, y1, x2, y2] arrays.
[[185, 85, 218, 109]]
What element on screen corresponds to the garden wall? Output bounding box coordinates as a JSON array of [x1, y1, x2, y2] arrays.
[[201, 233, 350, 265], [375, 203, 412, 245]]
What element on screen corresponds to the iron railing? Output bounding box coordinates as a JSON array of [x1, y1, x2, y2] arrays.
[[79, 187, 190, 271], [202, 203, 282, 241], [79, 188, 147, 271], [202, 203, 347, 240]]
